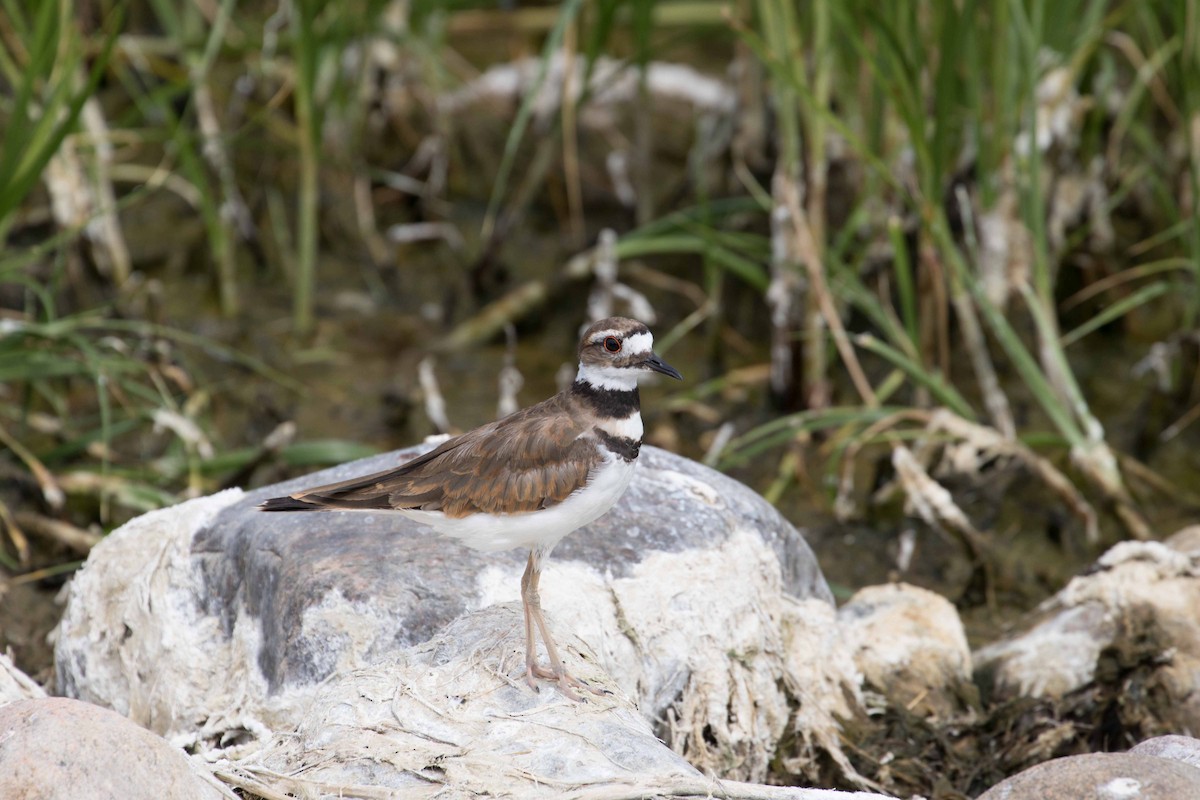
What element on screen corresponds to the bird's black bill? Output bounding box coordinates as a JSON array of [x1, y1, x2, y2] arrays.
[[643, 352, 683, 380]]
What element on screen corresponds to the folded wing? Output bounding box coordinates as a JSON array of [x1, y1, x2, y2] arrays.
[[263, 395, 597, 517]]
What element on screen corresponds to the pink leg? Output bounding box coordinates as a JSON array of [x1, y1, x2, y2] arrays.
[[519, 550, 605, 701]]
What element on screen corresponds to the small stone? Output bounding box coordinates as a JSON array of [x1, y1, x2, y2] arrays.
[[839, 582, 975, 718], [1129, 734, 1200, 769], [1166, 525, 1200, 555]]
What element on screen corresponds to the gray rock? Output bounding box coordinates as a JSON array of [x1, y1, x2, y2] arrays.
[[0, 697, 235, 800], [190, 443, 831, 693], [1129, 734, 1200, 769], [976, 751, 1200, 800], [55, 444, 846, 784]]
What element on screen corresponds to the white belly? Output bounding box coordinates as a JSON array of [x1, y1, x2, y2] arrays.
[[400, 455, 637, 553]]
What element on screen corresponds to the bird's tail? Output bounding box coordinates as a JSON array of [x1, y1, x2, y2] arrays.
[[258, 495, 321, 512]]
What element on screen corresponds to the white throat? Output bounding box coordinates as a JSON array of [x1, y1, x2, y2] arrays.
[[575, 361, 640, 391]]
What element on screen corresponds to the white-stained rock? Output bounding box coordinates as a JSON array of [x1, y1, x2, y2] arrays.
[[55, 445, 849, 785], [973, 535, 1200, 732], [0, 697, 235, 800], [839, 582, 974, 718], [218, 604, 889, 800], [53, 488, 257, 750], [0, 651, 45, 705]]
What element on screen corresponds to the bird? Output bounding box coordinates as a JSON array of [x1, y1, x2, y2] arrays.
[[259, 317, 682, 700]]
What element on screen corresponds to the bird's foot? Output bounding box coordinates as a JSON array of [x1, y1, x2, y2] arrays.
[[525, 662, 608, 702]]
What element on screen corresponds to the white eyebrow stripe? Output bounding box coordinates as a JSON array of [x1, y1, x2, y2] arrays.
[[620, 332, 653, 355]]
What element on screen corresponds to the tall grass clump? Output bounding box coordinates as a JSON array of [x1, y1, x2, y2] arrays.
[[0, 2, 392, 556], [0, 1, 120, 243], [135, 0, 244, 315], [718, 0, 1200, 542], [2, 0, 1195, 560], [284, 0, 395, 334]]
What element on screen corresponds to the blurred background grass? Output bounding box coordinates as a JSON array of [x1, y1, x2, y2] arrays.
[[1, 0, 1198, 792]]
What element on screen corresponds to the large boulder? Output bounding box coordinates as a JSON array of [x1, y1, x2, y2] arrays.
[[55, 444, 850, 784]]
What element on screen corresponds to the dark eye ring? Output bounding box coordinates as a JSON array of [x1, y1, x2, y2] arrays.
[[603, 336, 621, 353]]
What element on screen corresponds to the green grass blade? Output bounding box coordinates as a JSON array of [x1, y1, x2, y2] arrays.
[[887, 217, 919, 349], [481, 0, 585, 241], [933, 216, 1085, 446], [854, 333, 977, 421], [0, 4, 123, 224], [1061, 282, 1170, 347]]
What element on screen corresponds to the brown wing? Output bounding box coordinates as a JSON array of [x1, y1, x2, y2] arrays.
[[287, 393, 597, 517]]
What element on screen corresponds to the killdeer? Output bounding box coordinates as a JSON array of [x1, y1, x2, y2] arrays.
[[260, 317, 682, 700]]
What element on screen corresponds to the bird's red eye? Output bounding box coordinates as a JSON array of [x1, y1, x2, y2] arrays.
[[603, 336, 621, 353]]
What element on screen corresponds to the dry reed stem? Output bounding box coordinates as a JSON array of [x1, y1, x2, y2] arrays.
[[928, 410, 1099, 544], [780, 172, 876, 406], [0, 501, 30, 567], [837, 408, 1100, 549], [417, 357, 452, 433], [587, 228, 621, 322], [0, 425, 64, 511], [560, 19, 584, 248], [890, 444, 996, 607], [1119, 453, 1200, 508], [43, 93, 130, 285], [13, 511, 102, 555], [801, 3, 831, 410], [194, 79, 250, 314], [497, 324, 524, 419], [353, 171, 391, 266], [766, 169, 802, 403], [953, 186, 1016, 438], [834, 409, 934, 521], [437, 242, 598, 352], [80, 98, 131, 284]]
